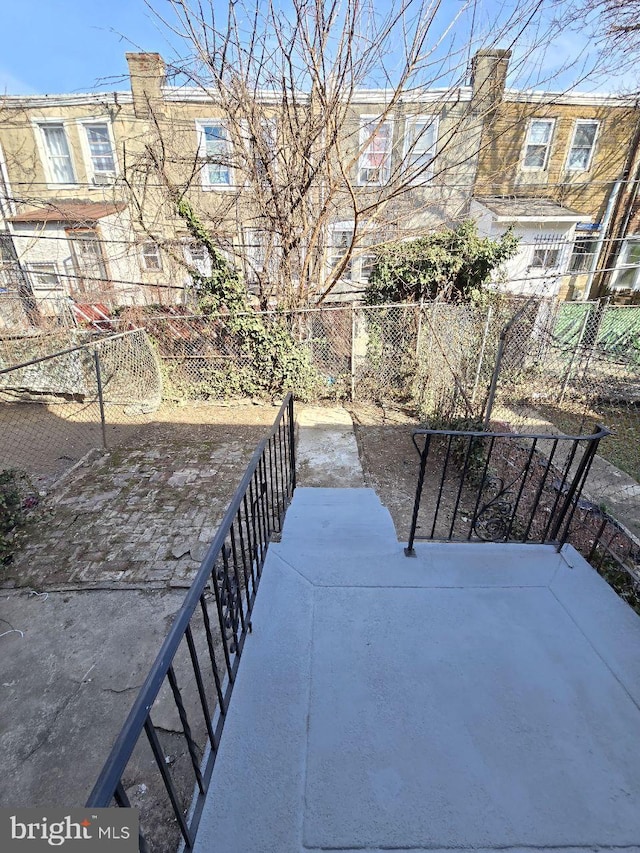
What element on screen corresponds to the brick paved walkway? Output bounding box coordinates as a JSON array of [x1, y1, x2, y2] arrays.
[[6, 406, 277, 589]]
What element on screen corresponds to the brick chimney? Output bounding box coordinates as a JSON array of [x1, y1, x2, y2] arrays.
[[471, 49, 511, 116], [126, 52, 166, 119]]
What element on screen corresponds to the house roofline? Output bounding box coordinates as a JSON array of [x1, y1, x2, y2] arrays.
[[1, 92, 133, 109], [160, 85, 473, 105], [504, 88, 638, 108]]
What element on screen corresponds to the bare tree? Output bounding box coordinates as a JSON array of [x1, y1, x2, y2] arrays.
[[557, 0, 640, 90], [125, 0, 575, 308]]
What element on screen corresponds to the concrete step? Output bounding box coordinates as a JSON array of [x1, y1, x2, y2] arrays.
[[271, 487, 564, 587], [193, 533, 640, 853], [279, 486, 398, 546]]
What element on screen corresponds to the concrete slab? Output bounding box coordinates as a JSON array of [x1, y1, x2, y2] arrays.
[[295, 406, 365, 488], [0, 588, 188, 808], [194, 488, 640, 853]]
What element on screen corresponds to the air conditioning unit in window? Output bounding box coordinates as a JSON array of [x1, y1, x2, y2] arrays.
[[92, 172, 116, 186]]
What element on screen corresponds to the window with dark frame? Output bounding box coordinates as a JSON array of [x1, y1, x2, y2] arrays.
[[568, 235, 597, 273]]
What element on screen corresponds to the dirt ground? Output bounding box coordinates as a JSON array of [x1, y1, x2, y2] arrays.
[[348, 402, 421, 541], [0, 398, 281, 491]]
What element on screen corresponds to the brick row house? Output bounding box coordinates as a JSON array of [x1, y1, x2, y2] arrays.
[[472, 53, 640, 301], [0, 48, 639, 319]]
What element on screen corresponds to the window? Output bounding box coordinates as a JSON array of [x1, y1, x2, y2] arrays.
[[404, 116, 438, 180], [531, 246, 561, 269], [329, 225, 353, 279], [244, 229, 266, 278], [83, 123, 116, 181], [612, 238, 640, 290], [183, 241, 212, 278], [69, 231, 108, 292], [141, 242, 162, 271], [568, 235, 597, 273], [39, 123, 75, 184], [28, 263, 62, 292], [523, 119, 554, 170], [197, 122, 232, 187], [566, 120, 598, 171], [252, 118, 278, 184], [358, 117, 393, 186], [361, 252, 375, 282]]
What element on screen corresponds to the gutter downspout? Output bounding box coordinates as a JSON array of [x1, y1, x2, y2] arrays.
[[584, 179, 622, 299]]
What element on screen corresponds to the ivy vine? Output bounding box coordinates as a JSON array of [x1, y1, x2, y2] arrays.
[[176, 199, 320, 400]]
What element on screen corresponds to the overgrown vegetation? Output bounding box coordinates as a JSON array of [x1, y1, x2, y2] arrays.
[[0, 469, 34, 564], [173, 199, 320, 400], [364, 221, 519, 305]]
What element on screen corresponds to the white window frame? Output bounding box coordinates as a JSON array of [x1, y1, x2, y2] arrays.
[[183, 239, 212, 279], [243, 228, 266, 279], [612, 237, 640, 290], [521, 118, 555, 171], [27, 262, 63, 294], [358, 115, 394, 187], [140, 241, 162, 272], [328, 221, 355, 280], [0, 143, 15, 218], [77, 118, 118, 185], [403, 115, 439, 182], [196, 120, 234, 190], [240, 118, 278, 187], [529, 238, 565, 272], [565, 119, 599, 172], [33, 119, 77, 187]]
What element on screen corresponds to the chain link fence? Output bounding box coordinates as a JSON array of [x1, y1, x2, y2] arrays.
[[490, 300, 640, 483], [0, 329, 162, 487], [1, 294, 639, 503]]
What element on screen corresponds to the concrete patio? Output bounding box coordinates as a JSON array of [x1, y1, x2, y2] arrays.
[[193, 486, 640, 853]]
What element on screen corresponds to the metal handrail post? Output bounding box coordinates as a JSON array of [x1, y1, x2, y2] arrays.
[[289, 394, 296, 492], [405, 434, 430, 556]]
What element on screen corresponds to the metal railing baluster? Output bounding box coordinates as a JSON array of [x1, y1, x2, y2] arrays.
[[86, 394, 297, 848]]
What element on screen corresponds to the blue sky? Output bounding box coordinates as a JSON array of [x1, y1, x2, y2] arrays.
[[0, 0, 176, 94], [0, 0, 630, 97]]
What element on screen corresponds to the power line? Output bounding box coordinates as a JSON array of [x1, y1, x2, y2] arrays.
[[7, 174, 640, 189], [1, 228, 636, 250]]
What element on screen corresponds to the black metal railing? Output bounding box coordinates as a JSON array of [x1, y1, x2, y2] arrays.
[[86, 394, 296, 852], [405, 425, 609, 555]]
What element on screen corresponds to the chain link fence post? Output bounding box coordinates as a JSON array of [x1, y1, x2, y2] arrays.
[[483, 325, 507, 429], [350, 304, 356, 402], [471, 305, 493, 408], [93, 347, 108, 450]]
